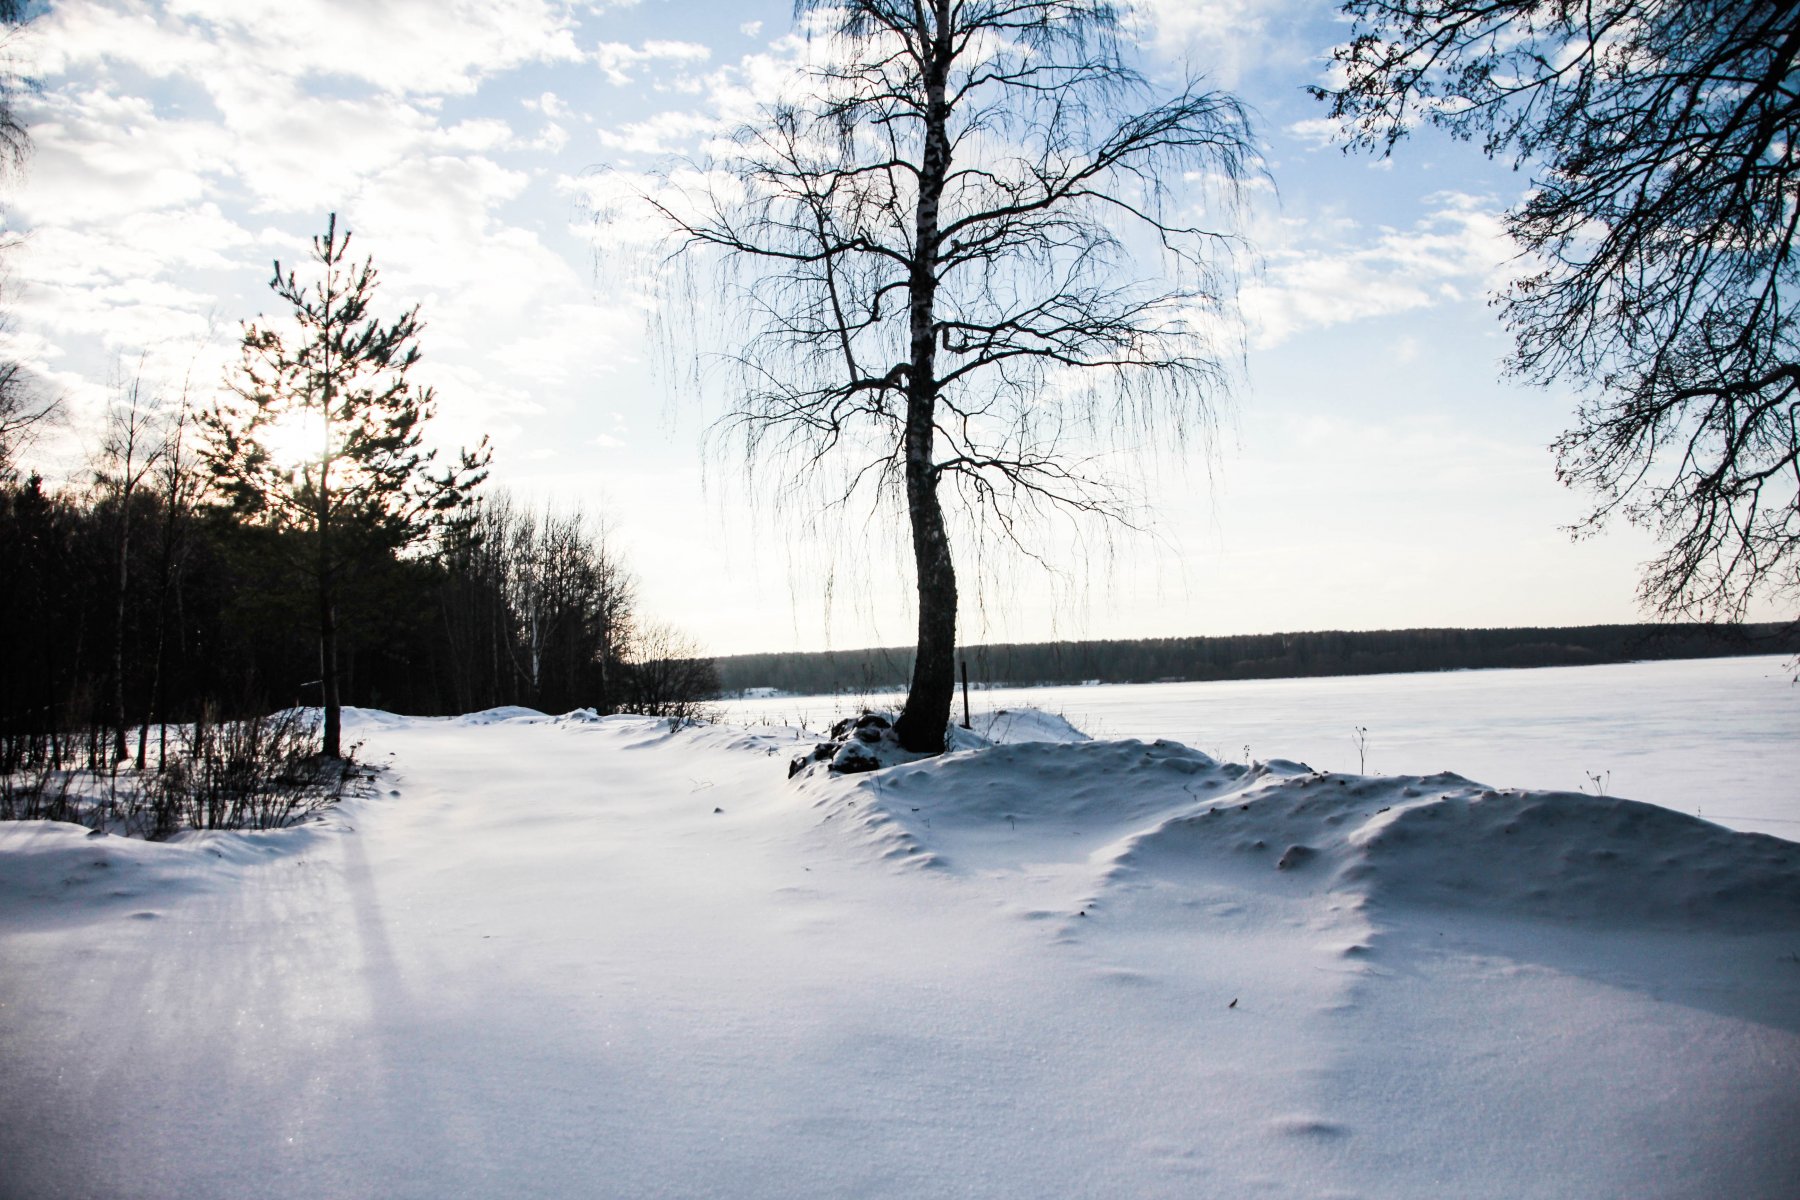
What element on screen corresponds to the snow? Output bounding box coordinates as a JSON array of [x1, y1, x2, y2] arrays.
[[726, 654, 1800, 838], [971, 705, 1092, 744], [2, 704, 1797, 1198]]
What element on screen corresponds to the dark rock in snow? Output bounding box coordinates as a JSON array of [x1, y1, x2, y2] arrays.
[[830, 712, 892, 740], [789, 742, 838, 778], [791, 710, 915, 779], [833, 744, 883, 775]]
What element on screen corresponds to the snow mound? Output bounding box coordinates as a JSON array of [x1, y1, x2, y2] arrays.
[[813, 737, 1800, 930], [784, 706, 1085, 780], [456, 705, 549, 725], [338, 706, 410, 729], [795, 738, 1237, 871], [0, 818, 329, 932], [1346, 782, 1800, 928], [971, 707, 1091, 745]]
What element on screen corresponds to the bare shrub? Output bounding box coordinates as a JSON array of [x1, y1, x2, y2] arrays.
[[0, 708, 353, 838], [141, 707, 350, 833], [0, 757, 80, 824], [621, 622, 719, 725]]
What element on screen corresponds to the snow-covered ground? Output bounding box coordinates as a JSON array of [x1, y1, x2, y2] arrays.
[[725, 654, 1800, 838], [2, 701, 1797, 1198]]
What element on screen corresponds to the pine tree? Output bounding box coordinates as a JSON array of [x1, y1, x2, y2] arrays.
[[203, 214, 488, 757]]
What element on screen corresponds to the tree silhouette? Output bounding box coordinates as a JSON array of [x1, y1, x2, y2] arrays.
[[0, 1, 52, 474], [646, 0, 1256, 752], [202, 214, 488, 757], [0, 0, 32, 174], [1318, 0, 1800, 619]]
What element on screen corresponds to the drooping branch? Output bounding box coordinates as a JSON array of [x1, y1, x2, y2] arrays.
[[632, 0, 1257, 747], [1321, 0, 1800, 617]]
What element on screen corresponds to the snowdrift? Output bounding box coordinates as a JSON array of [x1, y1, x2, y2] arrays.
[[0, 815, 331, 932], [4, 705, 1796, 1200], [798, 732, 1800, 931]]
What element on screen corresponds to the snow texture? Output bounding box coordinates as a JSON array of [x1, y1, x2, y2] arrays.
[[2, 707, 1796, 1199]]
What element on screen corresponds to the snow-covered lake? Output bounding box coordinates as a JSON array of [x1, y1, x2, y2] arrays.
[[722, 654, 1800, 840]]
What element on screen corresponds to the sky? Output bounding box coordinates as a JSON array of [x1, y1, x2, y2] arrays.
[[2, 0, 1766, 657]]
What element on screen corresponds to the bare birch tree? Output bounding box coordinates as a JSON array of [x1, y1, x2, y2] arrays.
[[95, 378, 164, 764], [0, 2, 47, 474], [0, 352, 55, 483], [642, 0, 1256, 752]]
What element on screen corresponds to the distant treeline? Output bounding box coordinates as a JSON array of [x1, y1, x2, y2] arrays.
[[716, 623, 1800, 696]]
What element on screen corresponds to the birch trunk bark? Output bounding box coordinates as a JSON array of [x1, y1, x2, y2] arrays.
[[893, 0, 957, 754]]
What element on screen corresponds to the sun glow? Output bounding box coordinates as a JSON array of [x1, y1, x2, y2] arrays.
[[263, 407, 329, 472]]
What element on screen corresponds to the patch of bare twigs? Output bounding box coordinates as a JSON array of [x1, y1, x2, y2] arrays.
[[0, 708, 359, 838]]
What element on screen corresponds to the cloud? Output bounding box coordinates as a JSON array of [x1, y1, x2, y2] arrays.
[[157, 0, 586, 96], [1283, 117, 1343, 151], [5, 0, 655, 482], [13, 87, 227, 225], [532, 122, 570, 153], [8, 204, 258, 371], [593, 108, 727, 156], [1127, 0, 1313, 87], [1239, 194, 1515, 348], [525, 91, 568, 118], [592, 39, 711, 87]]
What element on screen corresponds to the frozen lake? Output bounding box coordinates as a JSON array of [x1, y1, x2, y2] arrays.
[[721, 654, 1800, 841]]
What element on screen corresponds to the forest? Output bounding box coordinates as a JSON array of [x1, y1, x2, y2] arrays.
[[0, 470, 717, 773], [715, 621, 1800, 697], [0, 209, 717, 806]]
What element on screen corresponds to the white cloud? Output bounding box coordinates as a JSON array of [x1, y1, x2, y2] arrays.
[[1284, 117, 1342, 151], [1240, 195, 1514, 348], [592, 39, 711, 87], [532, 122, 571, 153], [6, 0, 664, 484], [436, 118, 517, 153], [594, 108, 727, 156], [26, 1, 216, 80], [13, 88, 227, 225], [164, 0, 588, 96], [1127, 0, 1311, 87]]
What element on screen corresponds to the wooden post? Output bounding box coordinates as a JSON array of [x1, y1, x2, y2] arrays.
[[961, 659, 972, 729]]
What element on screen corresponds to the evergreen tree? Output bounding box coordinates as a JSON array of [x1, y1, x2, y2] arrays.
[[202, 214, 488, 757]]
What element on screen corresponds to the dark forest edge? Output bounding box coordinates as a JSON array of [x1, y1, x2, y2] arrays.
[[0, 209, 719, 837], [0, 473, 720, 742], [0, 472, 719, 836], [716, 622, 1800, 697]]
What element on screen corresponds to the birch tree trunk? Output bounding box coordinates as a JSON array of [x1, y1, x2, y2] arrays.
[[893, 1, 956, 753]]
